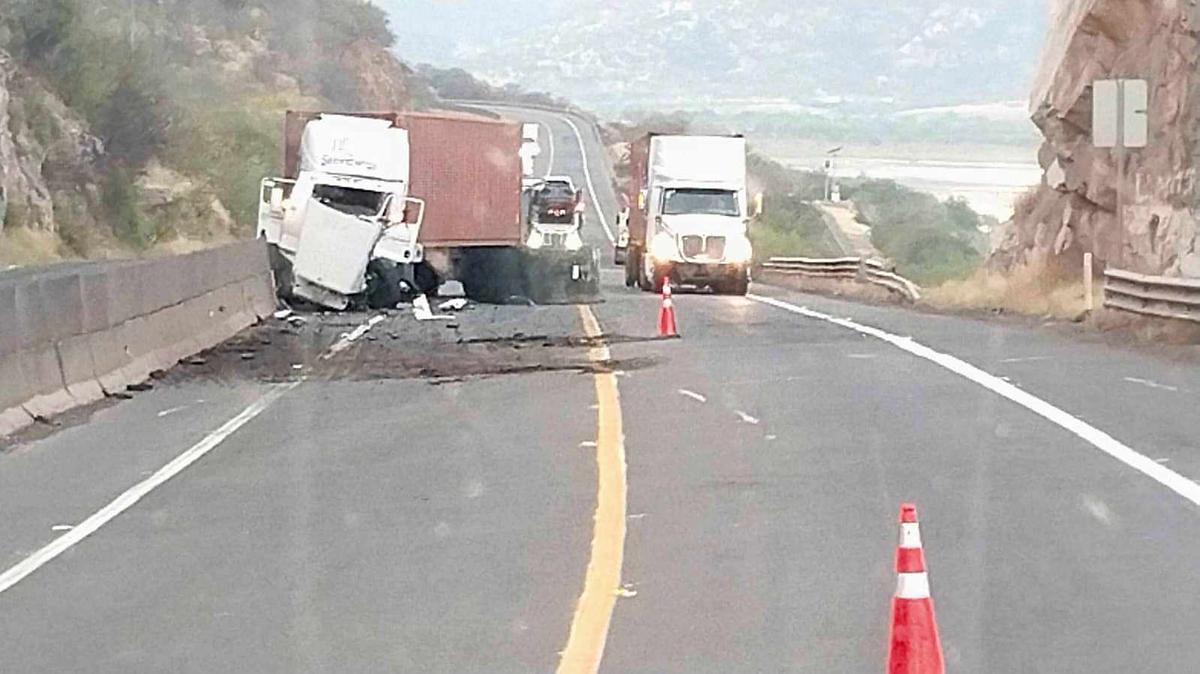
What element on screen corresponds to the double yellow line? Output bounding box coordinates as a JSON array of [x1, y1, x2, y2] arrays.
[[558, 306, 628, 674]]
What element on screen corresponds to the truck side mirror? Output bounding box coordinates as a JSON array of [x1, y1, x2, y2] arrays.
[[752, 192, 765, 218]]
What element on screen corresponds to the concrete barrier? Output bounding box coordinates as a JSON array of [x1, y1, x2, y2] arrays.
[[0, 241, 275, 437]]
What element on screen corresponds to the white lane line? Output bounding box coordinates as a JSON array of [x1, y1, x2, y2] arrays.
[[322, 315, 385, 360], [748, 294, 1200, 508], [544, 120, 557, 178], [0, 383, 298, 596], [1000, 356, 1052, 364], [1123, 377, 1180, 393], [156, 405, 189, 418], [678, 389, 708, 403], [735, 410, 760, 425], [558, 114, 615, 244]]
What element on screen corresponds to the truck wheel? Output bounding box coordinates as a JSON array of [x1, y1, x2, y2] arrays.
[[413, 261, 439, 295], [267, 244, 295, 301], [365, 259, 404, 309], [637, 251, 656, 292]]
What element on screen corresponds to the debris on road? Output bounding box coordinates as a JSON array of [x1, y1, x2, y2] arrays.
[[438, 298, 469, 311], [616, 585, 638, 598], [437, 280, 466, 298], [413, 295, 454, 321], [273, 309, 294, 320], [185, 356, 208, 366], [127, 383, 154, 392]]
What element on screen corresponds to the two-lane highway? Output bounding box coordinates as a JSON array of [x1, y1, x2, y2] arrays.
[[1, 104, 1199, 673]]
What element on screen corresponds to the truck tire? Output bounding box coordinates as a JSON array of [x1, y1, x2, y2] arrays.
[[413, 261, 439, 295], [365, 259, 404, 309], [637, 250, 656, 292], [625, 248, 639, 288], [266, 243, 295, 301]]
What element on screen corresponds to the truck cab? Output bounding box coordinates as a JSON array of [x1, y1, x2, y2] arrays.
[[523, 175, 586, 252], [257, 114, 426, 310], [625, 134, 754, 295]]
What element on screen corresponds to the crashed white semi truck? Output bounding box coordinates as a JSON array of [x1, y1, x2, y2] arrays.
[[621, 134, 755, 295], [258, 111, 598, 310]]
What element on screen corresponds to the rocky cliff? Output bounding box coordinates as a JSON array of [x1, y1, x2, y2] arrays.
[[0, 50, 103, 239], [0, 0, 421, 262], [993, 0, 1200, 277]]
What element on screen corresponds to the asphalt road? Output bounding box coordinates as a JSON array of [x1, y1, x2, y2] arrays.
[[2, 106, 1200, 673]]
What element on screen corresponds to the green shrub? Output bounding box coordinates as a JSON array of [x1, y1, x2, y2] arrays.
[[101, 168, 153, 247], [841, 178, 984, 285], [749, 195, 841, 261]]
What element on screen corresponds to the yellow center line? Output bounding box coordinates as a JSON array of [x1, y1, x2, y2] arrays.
[[558, 306, 628, 674]]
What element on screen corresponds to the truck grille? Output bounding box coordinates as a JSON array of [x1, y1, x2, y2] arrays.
[[680, 235, 726, 260]]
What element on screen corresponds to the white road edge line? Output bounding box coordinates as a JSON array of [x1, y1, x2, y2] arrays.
[[748, 294, 1200, 508], [322, 315, 385, 360], [544, 120, 556, 179], [678, 389, 708, 403], [558, 114, 615, 244], [0, 382, 299, 596]]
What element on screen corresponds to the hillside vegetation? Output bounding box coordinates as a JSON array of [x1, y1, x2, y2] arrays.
[[0, 0, 423, 261]]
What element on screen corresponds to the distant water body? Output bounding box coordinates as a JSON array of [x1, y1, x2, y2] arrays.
[[779, 154, 1043, 221]]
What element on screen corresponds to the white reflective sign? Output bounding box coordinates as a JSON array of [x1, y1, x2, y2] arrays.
[[1122, 79, 1149, 148], [1093, 79, 1148, 149], [1093, 80, 1119, 148]]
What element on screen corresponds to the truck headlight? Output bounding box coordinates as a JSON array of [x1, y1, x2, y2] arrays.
[[650, 232, 676, 261], [725, 235, 753, 263], [565, 230, 584, 251]]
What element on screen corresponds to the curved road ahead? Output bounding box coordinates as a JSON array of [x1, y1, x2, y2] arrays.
[[1, 106, 1199, 673]]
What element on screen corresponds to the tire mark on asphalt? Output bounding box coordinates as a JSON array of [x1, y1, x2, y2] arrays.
[[557, 306, 628, 674]]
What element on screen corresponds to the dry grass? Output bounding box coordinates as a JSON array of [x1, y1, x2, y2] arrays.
[[923, 260, 1096, 320], [0, 228, 69, 266]]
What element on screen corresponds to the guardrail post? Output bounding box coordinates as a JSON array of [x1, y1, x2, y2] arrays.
[[856, 257, 867, 281]]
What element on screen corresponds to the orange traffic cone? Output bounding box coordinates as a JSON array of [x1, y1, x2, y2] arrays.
[[887, 504, 944, 674], [658, 279, 679, 338]]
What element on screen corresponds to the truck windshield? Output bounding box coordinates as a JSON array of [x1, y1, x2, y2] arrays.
[[313, 184, 385, 217], [540, 183, 576, 202], [662, 189, 739, 217]]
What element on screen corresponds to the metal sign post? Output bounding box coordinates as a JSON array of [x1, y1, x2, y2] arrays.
[[1093, 79, 1149, 266]]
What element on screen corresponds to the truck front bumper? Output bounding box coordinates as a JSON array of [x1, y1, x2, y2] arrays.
[[655, 261, 748, 286]]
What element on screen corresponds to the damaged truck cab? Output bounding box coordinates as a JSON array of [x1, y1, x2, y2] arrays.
[[257, 114, 426, 310]]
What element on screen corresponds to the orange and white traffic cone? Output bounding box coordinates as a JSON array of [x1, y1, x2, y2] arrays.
[[658, 279, 679, 338], [887, 503, 944, 674]]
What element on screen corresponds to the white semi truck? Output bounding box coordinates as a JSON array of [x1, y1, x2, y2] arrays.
[[257, 114, 426, 310], [623, 134, 755, 295]]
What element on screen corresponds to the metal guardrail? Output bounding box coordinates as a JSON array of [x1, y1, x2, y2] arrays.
[[1103, 268, 1200, 323], [760, 256, 922, 302]]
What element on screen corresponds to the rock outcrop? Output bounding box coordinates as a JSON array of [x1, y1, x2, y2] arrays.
[[993, 0, 1200, 277], [0, 50, 104, 237]]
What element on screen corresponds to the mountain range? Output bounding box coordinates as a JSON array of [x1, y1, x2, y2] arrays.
[[382, 0, 1049, 114]]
